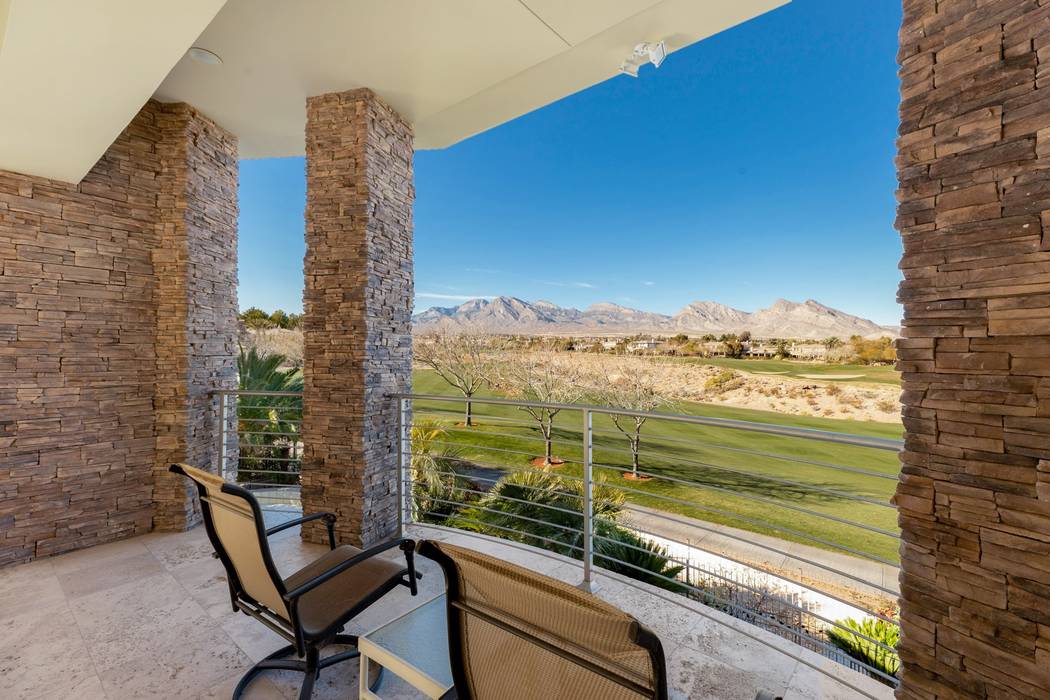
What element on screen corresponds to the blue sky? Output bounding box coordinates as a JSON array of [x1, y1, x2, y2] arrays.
[[238, 0, 903, 325]]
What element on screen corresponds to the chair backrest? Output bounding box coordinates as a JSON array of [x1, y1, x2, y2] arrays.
[[171, 464, 289, 620], [419, 540, 667, 700]]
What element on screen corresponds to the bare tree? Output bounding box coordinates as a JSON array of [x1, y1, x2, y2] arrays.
[[494, 349, 584, 466], [589, 360, 669, 479], [414, 330, 494, 426]]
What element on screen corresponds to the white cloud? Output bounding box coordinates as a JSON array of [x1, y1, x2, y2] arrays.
[[642, 281, 656, 286], [416, 293, 495, 302], [543, 280, 596, 289]]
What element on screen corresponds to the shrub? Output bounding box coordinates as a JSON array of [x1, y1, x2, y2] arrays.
[[876, 398, 898, 413], [827, 616, 900, 681], [452, 470, 686, 591], [410, 422, 472, 523], [704, 370, 739, 394]]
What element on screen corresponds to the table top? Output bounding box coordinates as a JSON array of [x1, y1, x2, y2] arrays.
[[360, 594, 454, 692]]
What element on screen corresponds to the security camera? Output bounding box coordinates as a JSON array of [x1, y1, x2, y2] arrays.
[[619, 41, 667, 77], [635, 41, 667, 68]]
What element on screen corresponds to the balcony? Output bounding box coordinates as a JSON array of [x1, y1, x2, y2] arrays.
[[179, 388, 899, 697], [0, 510, 892, 699]]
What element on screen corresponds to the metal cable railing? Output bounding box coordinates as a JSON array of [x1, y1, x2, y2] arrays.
[[213, 389, 303, 508], [395, 392, 903, 687], [212, 387, 902, 687]]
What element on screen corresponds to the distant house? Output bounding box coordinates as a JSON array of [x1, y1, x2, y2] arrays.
[[627, 339, 660, 353], [601, 340, 620, 350]]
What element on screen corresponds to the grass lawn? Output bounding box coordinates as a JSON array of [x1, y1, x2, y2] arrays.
[[412, 370, 902, 565], [682, 357, 901, 386]]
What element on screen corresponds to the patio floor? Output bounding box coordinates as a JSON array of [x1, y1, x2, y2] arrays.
[[0, 514, 893, 700]]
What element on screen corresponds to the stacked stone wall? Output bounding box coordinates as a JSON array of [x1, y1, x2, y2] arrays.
[[896, 1, 1050, 697], [301, 88, 414, 547]]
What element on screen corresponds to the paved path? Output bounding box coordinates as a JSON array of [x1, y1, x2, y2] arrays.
[[624, 504, 900, 600]]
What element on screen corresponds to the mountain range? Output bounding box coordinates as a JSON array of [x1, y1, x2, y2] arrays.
[[413, 297, 897, 340]]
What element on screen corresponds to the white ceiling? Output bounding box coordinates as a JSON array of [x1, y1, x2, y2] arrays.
[[0, 0, 788, 183], [0, 0, 227, 183]]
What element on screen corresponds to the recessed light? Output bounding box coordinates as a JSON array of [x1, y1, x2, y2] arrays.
[[187, 47, 222, 65]]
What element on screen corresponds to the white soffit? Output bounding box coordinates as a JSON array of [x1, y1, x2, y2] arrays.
[[155, 0, 788, 159], [0, 0, 227, 183]]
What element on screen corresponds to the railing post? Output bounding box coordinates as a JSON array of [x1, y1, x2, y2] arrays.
[[214, 392, 226, 479], [580, 408, 596, 593], [397, 397, 410, 537]]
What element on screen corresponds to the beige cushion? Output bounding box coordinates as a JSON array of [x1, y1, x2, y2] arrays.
[[285, 545, 406, 638]]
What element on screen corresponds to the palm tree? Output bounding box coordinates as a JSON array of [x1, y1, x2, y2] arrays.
[[822, 336, 843, 363], [409, 421, 468, 523], [451, 470, 685, 591], [236, 347, 303, 485]]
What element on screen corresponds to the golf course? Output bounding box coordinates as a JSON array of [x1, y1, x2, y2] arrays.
[[411, 369, 903, 565]]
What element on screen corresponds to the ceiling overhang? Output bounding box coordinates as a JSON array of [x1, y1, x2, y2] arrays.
[[0, 0, 788, 183], [0, 0, 227, 183]]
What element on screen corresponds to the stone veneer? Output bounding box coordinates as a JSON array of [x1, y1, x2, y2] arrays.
[[301, 88, 414, 548], [896, 1, 1050, 697], [0, 101, 238, 565], [151, 104, 240, 532]]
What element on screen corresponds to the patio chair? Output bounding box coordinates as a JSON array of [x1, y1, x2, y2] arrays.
[[169, 464, 419, 700], [418, 539, 667, 700]]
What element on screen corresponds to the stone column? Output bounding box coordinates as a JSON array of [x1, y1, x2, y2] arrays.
[[301, 89, 414, 548], [152, 103, 240, 532], [896, 2, 1050, 697]]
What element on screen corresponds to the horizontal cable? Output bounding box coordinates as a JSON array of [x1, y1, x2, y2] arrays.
[[408, 522, 894, 697], [409, 454, 897, 565], [406, 464, 584, 502], [235, 404, 302, 411], [607, 520, 898, 626], [398, 394, 904, 452], [405, 478, 583, 519], [620, 504, 897, 592], [588, 426, 898, 481], [422, 497, 584, 538], [234, 468, 301, 476], [596, 463, 899, 539], [407, 454, 590, 489], [213, 390, 303, 397], [418, 512, 583, 554], [609, 480, 899, 566], [235, 456, 302, 464], [590, 529, 897, 649], [590, 549, 899, 686], [420, 425, 554, 445], [412, 471, 897, 623], [589, 442, 894, 509], [424, 439, 584, 466], [237, 417, 302, 425]]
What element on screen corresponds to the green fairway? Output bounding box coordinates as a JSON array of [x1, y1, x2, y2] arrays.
[[412, 370, 903, 564], [683, 357, 900, 386]]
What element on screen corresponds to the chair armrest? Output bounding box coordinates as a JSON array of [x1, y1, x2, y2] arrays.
[[283, 538, 415, 601], [266, 512, 338, 549]]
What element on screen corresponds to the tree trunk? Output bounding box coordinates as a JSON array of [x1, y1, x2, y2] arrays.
[[631, 438, 640, 475], [464, 398, 473, 427], [544, 422, 553, 464]]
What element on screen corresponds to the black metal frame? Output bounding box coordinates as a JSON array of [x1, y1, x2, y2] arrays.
[[170, 464, 419, 700], [418, 540, 667, 700]]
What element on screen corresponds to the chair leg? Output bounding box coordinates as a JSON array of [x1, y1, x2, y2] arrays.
[[232, 640, 364, 700], [298, 648, 319, 700], [233, 645, 307, 699]]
